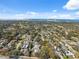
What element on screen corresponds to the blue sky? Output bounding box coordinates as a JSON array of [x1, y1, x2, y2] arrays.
[[0, 0, 79, 19]]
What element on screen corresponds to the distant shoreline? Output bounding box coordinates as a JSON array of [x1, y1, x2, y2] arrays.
[[0, 19, 79, 22]]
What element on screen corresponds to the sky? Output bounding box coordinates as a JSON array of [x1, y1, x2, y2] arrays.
[[0, 0, 79, 19]]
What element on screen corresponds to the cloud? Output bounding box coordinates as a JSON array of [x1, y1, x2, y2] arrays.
[[14, 12, 38, 19], [58, 14, 75, 19], [0, 12, 78, 19], [63, 0, 79, 19], [52, 10, 57, 13], [0, 2, 78, 20], [0, 8, 78, 19], [49, 14, 75, 19], [74, 11, 79, 18], [0, 11, 39, 19], [63, 0, 79, 10], [75, 11, 79, 15]]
